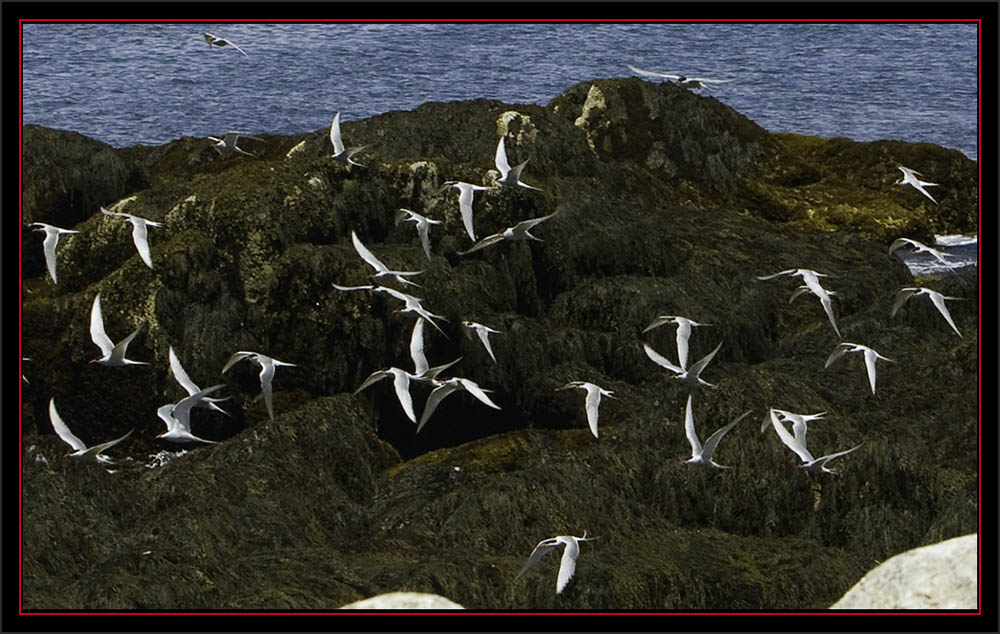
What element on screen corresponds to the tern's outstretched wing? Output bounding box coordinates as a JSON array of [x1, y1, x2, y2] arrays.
[[494, 137, 511, 177], [515, 538, 561, 580], [928, 291, 962, 337], [824, 343, 851, 369], [49, 398, 87, 452], [643, 343, 682, 374], [684, 394, 701, 456], [351, 230, 388, 274], [89, 294, 115, 357], [456, 232, 506, 256], [330, 112, 345, 155], [701, 410, 750, 463], [769, 408, 813, 463]]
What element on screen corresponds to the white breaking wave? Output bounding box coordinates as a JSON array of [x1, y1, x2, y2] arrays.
[[934, 234, 978, 247]]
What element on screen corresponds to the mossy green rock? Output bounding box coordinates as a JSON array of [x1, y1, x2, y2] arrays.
[[21, 78, 977, 610]]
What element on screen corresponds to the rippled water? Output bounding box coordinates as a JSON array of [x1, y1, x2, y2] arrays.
[[21, 22, 978, 160]]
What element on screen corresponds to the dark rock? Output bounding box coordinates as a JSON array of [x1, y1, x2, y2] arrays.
[[20, 78, 978, 610]]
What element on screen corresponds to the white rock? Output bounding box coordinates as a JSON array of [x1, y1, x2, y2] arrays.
[[340, 592, 464, 610], [831, 534, 977, 609]]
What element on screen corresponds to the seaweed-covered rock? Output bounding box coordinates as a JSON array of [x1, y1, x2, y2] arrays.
[[20, 78, 978, 610]]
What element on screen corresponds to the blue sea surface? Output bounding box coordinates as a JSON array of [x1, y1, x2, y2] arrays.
[[21, 22, 978, 161]]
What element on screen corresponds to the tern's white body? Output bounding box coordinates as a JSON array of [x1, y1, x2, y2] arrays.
[[891, 287, 963, 337], [329, 112, 369, 167], [494, 137, 541, 191], [682, 395, 749, 469], [557, 381, 615, 439], [824, 342, 893, 395], [221, 351, 296, 421], [396, 208, 442, 262], [204, 32, 249, 57], [767, 408, 860, 475], [416, 377, 501, 433], [351, 230, 424, 288], [895, 166, 938, 204], [208, 132, 262, 157], [30, 222, 79, 284], [888, 237, 952, 267], [456, 212, 558, 256], [100, 207, 162, 269], [642, 315, 710, 370], [156, 384, 226, 444], [462, 320, 502, 363], [643, 340, 723, 388], [89, 293, 148, 366], [441, 181, 493, 241], [516, 533, 597, 594], [757, 268, 841, 338], [169, 346, 231, 416], [49, 398, 133, 464]]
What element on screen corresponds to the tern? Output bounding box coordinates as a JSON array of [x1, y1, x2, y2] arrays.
[[788, 284, 839, 304], [355, 367, 419, 424], [30, 222, 79, 284], [351, 230, 424, 288], [462, 320, 502, 363], [760, 408, 827, 443], [557, 381, 615, 439], [208, 132, 263, 158], [627, 65, 734, 89], [681, 395, 750, 469], [332, 283, 449, 335], [643, 340, 723, 388], [416, 377, 501, 434], [168, 346, 231, 416], [767, 408, 861, 475], [456, 212, 558, 256], [440, 181, 493, 241], [221, 351, 296, 422], [49, 397, 133, 464], [409, 318, 462, 382], [329, 112, 369, 167], [89, 293, 148, 366], [156, 384, 227, 445], [100, 207, 162, 269], [494, 137, 542, 191], [642, 315, 710, 370], [891, 287, 963, 337], [824, 342, 893, 395], [895, 166, 938, 205], [756, 268, 840, 338], [396, 208, 442, 262], [515, 532, 598, 595], [888, 237, 953, 267], [203, 32, 249, 57]]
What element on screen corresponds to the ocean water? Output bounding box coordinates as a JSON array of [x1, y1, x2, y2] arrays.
[[20, 22, 979, 272], [21, 22, 978, 159]]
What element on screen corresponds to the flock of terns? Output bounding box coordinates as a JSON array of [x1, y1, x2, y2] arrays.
[[22, 41, 970, 597]]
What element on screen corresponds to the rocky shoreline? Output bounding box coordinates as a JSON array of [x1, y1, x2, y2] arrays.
[[20, 77, 978, 610]]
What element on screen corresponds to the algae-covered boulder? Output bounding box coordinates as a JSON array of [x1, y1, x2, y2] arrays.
[[20, 77, 978, 610]]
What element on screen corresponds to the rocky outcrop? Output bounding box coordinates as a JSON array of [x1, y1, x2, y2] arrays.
[[340, 592, 464, 609], [20, 78, 978, 610], [831, 534, 977, 609]]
